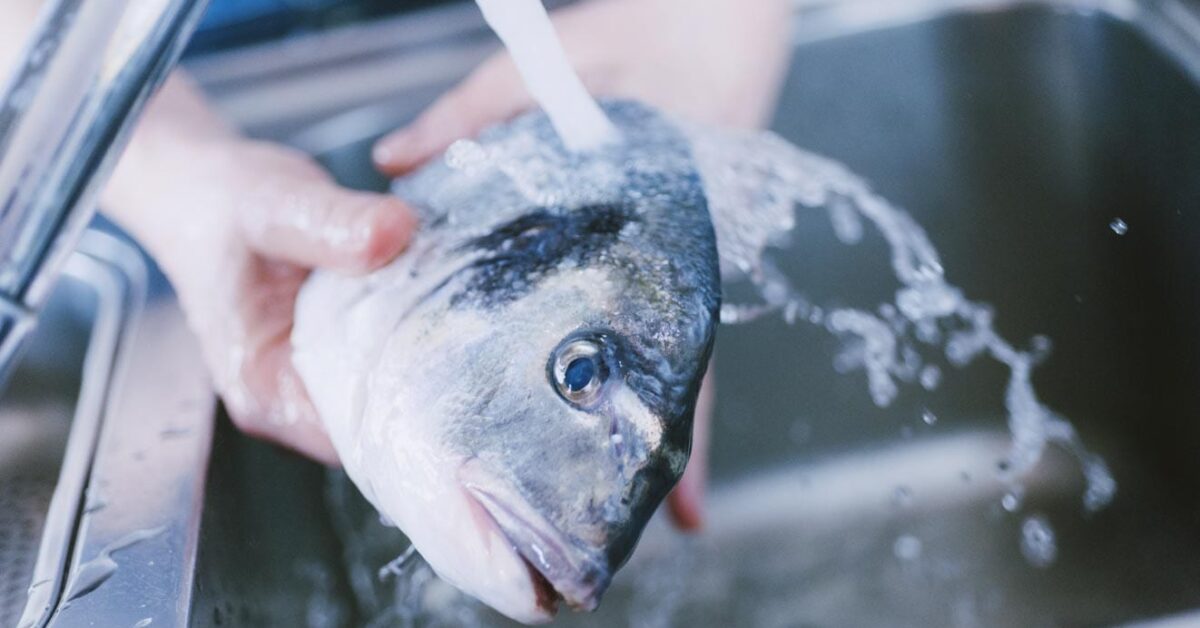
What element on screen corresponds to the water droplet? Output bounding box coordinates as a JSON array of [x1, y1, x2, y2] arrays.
[[159, 426, 191, 439], [379, 545, 420, 581], [1020, 515, 1057, 568], [719, 303, 743, 324], [1082, 459, 1117, 512], [920, 365, 942, 391], [782, 300, 801, 324], [1001, 491, 1022, 512], [893, 534, 922, 561], [921, 408, 938, 426], [1109, 218, 1128, 235], [444, 139, 489, 173], [64, 527, 165, 603], [84, 486, 106, 514]]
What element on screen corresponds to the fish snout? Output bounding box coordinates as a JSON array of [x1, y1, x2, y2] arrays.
[[459, 463, 616, 613]]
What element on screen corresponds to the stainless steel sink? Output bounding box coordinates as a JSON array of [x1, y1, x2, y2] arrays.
[[0, 242, 111, 628], [2, 230, 214, 628], [13, 0, 1200, 626]]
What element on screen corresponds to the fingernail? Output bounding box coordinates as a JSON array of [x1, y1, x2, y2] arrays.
[[373, 129, 414, 168], [361, 198, 418, 269], [372, 140, 398, 167]]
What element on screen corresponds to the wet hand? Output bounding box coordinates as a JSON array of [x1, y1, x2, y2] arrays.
[[372, 0, 791, 177], [103, 76, 417, 464]]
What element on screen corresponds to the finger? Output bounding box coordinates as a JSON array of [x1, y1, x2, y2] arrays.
[[373, 55, 533, 177], [235, 146, 418, 272], [229, 343, 343, 465], [231, 337, 340, 466], [218, 257, 340, 466], [668, 363, 715, 531]]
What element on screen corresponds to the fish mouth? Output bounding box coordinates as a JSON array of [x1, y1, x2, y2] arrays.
[[461, 477, 612, 613]]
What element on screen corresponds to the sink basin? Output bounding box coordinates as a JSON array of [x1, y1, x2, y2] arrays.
[[17, 0, 1196, 626]]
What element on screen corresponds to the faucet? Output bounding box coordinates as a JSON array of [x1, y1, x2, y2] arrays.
[[0, 0, 209, 377]]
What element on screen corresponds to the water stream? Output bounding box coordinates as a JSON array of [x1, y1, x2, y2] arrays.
[[472, 0, 618, 152]]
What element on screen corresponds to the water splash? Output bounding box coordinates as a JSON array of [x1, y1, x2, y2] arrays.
[[378, 545, 421, 582], [367, 544, 488, 628], [1019, 515, 1057, 568], [920, 366, 942, 391], [1001, 490, 1023, 513], [893, 534, 923, 562], [688, 124, 1116, 514]]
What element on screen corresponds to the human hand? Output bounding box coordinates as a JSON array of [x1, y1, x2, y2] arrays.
[[372, 0, 789, 530], [103, 76, 417, 464], [372, 0, 791, 176]]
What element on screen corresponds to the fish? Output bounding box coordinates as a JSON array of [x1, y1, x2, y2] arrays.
[[291, 101, 721, 623]]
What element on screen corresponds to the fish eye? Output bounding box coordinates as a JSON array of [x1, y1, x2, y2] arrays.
[[564, 357, 595, 392], [551, 338, 608, 406]]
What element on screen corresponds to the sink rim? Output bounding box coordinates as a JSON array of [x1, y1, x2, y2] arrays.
[[18, 230, 218, 628], [788, 0, 1200, 82], [17, 232, 144, 628]]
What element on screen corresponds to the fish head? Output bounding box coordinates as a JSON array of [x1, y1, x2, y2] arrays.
[[293, 102, 719, 623], [448, 199, 718, 618]]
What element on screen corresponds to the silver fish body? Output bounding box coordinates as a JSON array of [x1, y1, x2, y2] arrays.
[[292, 101, 719, 623]]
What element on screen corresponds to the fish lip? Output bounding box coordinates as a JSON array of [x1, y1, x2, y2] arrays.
[[461, 480, 611, 612]]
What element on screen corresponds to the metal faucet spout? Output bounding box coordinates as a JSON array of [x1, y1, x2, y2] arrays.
[[0, 0, 209, 376]]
